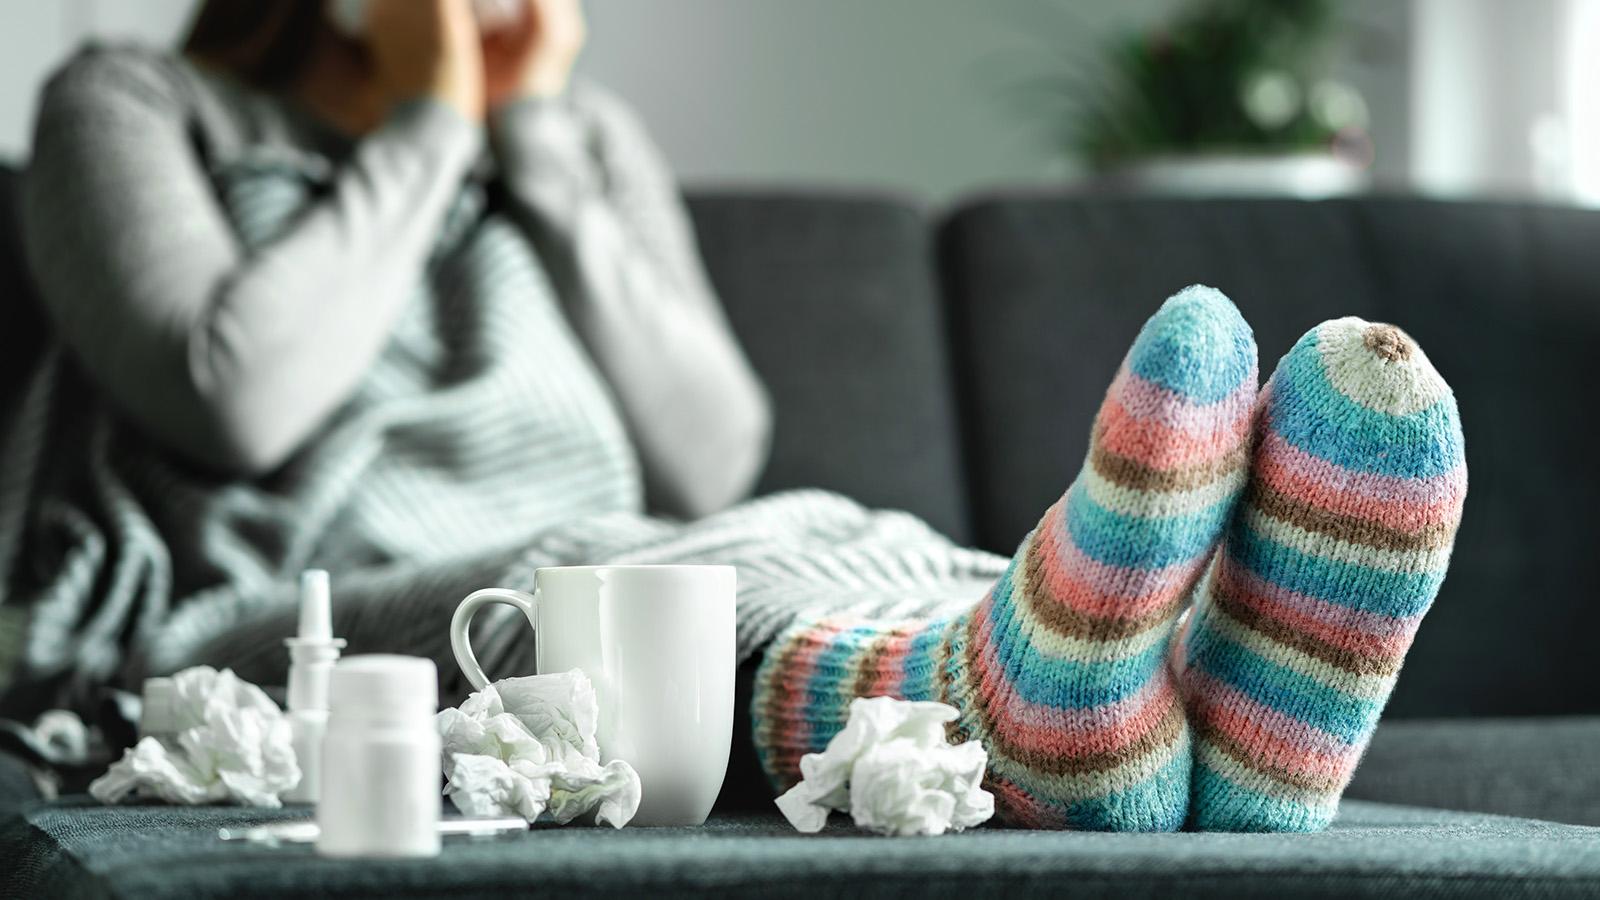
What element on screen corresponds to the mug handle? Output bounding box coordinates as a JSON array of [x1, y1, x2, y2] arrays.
[[450, 587, 539, 691]]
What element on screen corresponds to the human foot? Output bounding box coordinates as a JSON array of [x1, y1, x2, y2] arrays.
[[1179, 318, 1467, 832], [753, 285, 1258, 830]]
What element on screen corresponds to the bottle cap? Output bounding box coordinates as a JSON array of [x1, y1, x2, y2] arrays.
[[298, 570, 333, 641], [139, 677, 179, 737], [329, 655, 438, 721]]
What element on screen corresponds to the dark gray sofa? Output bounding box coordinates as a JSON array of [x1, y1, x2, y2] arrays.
[[3, 164, 1599, 897]]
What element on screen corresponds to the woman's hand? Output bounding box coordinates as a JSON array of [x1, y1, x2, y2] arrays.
[[482, 0, 588, 108], [365, 0, 485, 120]]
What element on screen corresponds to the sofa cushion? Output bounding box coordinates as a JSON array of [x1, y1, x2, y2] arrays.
[[0, 166, 48, 423], [6, 799, 1600, 899], [1348, 717, 1600, 827], [689, 192, 969, 543], [938, 194, 1600, 719], [0, 751, 40, 817]]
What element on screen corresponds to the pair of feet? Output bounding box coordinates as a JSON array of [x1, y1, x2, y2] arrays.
[[753, 286, 1467, 832]]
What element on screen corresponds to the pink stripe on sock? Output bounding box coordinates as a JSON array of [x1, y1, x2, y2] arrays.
[[1217, 559, 1422, 659], [1109, 365, 1258, 434], [1096, 394, 1252, 471], [1184, 667, 1354, 760], [1036, 503, 1208, 620], [985, 772, 1060, 828], [1189, 670, 1361, 786], [1256, 430, 1466, 530], [973, 664, 1181, 757]]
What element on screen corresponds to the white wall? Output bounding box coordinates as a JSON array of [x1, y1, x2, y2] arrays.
[[0, 0, 196, 158], [0, 0, 1412, 201]]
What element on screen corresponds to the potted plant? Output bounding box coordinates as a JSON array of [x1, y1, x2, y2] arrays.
[[1055, 0, 1371, 197]]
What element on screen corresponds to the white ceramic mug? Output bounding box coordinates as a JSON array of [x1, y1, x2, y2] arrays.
[[450, 565, 735, 827]]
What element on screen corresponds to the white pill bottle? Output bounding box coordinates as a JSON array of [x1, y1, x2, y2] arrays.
[[317, 655, 441, 858]]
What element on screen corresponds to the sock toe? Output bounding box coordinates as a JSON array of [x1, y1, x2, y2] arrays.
[[1313, 318, 1452, 415], [1128, 285, 1257, 405], [1268, 317, 1464, 481]]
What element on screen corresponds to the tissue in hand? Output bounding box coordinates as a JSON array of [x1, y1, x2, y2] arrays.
[[89, 666, 300, 808], [775, 696, 994, 836], [435, 670, 641, 828]]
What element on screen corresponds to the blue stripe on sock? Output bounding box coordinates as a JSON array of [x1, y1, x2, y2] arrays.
[[1065, 750, 1191, 831], [1269, 335, 1463, 479], [983, 584, 1175, 709], [1065, 485, 1233, 572], [1128, 286, 1255, 404], [1191, 763, 1331, 832], [1186, 624, 1378, 743], [899, 621, 948, 702], [805, 624, 877, 749], [1228, 520, 1443, 617]]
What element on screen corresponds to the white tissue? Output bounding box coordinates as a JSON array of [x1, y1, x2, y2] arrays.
[[436, 670, 641, 828], [89, 666, 299, 808], [329, 0, 525, 36], [775, 696, 994, 836]]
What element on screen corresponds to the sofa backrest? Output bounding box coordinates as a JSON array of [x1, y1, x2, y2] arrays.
[[939, 194, 1600, 719], [0, 168, 47, 424], [8, 156, 1596, 720], [688, 192, 971, 543]]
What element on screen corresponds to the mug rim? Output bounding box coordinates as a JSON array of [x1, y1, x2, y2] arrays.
[[535, 564, 734, 573]]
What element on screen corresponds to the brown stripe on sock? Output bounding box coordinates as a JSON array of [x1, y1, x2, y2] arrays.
[[1018, 526, 1194, 642], [756, 628, 821, 780], [955, 599, 1187, 780], [852, 633, 890, 699], [990, 697, 1187, 779], [937, 618, 970, 746], [1249, 481, 1453, 552], [1090, 437, 1248, 494], [1212, 577, 1401, 678], [1197, 720, 1344, 795]]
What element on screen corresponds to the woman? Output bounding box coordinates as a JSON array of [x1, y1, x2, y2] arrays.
[[5, 0, 1466, 832]]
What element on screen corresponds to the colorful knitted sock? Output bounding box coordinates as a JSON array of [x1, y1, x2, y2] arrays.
[[1179, 318, 1467, 833], [753, 285, 1258, 830]]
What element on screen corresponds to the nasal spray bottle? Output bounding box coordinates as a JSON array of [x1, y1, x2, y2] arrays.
[[282, 570, 346, 805]]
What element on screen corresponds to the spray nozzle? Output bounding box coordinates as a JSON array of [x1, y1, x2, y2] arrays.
[[296, 570, 334, 643]]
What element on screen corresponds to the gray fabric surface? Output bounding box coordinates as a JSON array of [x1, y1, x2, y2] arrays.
[[690, 192, 972, 545], [6, 798, 1600, 899], [937, 194, 1600, 719], [1347, 717, 1600, 827]]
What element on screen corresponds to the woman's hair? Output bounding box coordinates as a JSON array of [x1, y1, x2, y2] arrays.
[[183, 0, 328, 90]]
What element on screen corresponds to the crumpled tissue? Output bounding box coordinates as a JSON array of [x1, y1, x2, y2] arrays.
[[435, 670, 641, 828], [88, 666, 299, 808], [776, 696, 994, 836]]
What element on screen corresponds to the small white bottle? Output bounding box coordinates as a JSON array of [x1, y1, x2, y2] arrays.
[[316, 655, 441, 859], [282, 570, 346, 805]]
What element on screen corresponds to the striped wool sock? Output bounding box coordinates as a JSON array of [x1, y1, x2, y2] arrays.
[[1179, 318, 1467, 833], [753, 286, 1258, 830]]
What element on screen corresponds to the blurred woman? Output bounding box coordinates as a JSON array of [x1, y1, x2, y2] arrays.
[[10, 0, 776, 700]]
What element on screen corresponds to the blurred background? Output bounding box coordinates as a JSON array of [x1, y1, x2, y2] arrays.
[[2, 0, 1597, 205]]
